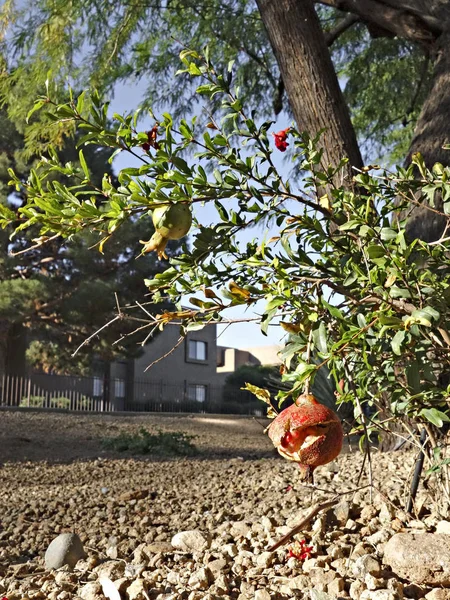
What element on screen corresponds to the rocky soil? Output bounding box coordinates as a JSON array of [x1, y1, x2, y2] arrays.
[[0, 409, 449, 600]]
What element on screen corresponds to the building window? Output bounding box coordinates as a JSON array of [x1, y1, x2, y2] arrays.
[[187, 384, 207, 402], [93, 376, 104, 397], [187, 340, 207, 362], [114, 378, 126, 398]]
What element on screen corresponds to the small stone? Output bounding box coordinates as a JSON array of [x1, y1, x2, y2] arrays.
[[118, 489, 150, 501], [171, 530, 211, 552], [93, 561, 125, 580], [379, 504, 395, 525], [166, 570, 179, 585], [436, 521, 450, 535], [303, 557, 319, 573], [45, 533, 86, 570], [207, 558, 227, 575], [425, 590, 450, 600], [254, 591, 271, 600], [333, 501, 351, 525], [310, 591, 332, 600], [261, 516, 275, 531], [352, 555, 381, 578], [214, 573, 230, 593], [256, 552, 273, 568], [360, 590, 398, 600], [365, 575, 384, 591], [328, 578, 345, 596], [366, 529, 393, 546], [310, 567, 336, 586], [78, 582, 102, 600], [350, 580, 367, 600], [188, 566, 212, 590], [345, 519, 358, 531], [221, 543, 238, 558], [144, 541, 173, 554], [386, 578, 403, 597], [361, 506, 378, 522], [230, 521, 251, 538], [126, 578, 149, 600]]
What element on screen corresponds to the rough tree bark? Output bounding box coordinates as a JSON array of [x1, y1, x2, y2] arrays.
[[258, 0, 450, 240], [256, 0, 363, 184]]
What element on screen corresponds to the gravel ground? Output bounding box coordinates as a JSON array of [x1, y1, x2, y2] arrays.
[[0, 409, 448, 600]]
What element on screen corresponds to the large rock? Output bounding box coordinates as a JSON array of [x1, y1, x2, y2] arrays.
[[384, 533, 450, 585], [44, 533, 86, 570]]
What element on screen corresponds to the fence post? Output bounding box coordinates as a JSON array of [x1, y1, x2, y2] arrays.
[[27, 377, 31, 407]]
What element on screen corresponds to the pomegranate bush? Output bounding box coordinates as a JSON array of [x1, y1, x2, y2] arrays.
[[4, 49, 450, 496]]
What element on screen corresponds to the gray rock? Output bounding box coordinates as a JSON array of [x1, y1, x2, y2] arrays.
[[352, 555, 381, 578], [171, 530, 211, 552], [384, 533, 450, 585], [44, 533, 86, 570]]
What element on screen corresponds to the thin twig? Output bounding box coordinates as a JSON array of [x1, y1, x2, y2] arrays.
[[267, 484, 371, 552], [71, 315, 122, 356], [144, 336, 184, 372]]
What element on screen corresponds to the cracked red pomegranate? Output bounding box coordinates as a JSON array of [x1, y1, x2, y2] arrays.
[[268, 393, 343, 476]]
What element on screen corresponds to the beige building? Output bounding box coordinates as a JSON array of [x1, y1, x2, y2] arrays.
[[6, 322, 282, 413]]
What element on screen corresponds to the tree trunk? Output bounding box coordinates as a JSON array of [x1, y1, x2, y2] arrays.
[[256, 0, 363, 184], [403, 30, 450, 241], [0, 319, 11, 375]]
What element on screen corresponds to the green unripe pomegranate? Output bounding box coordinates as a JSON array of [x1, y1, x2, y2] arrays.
[[141, 203, 192, 259], [152, 203, 192, 240]]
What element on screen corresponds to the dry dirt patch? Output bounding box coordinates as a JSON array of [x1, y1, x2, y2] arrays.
[[0, 409, 274, 463]]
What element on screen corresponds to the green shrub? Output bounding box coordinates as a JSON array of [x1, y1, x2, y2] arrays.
[[101, 427, 197, 456], [20, 395, 71, 409]]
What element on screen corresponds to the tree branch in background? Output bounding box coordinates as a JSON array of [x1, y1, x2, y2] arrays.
[[324, 13, 359, 46], [315, 0, 441, 44]]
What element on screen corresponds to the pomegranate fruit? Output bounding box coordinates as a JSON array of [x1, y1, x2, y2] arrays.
[[268, 393, 343, 477], [141, 203, 192, 259]]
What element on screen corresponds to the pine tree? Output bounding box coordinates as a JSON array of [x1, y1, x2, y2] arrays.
[[0, 109, 180, 374]]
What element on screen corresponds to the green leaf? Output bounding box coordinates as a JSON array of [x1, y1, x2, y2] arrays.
[[391, 330, 406, 355], [313, 322, 328, 353], [380, 227, 397, 241], [321, 298, 344, 320], [367, 245, 385, 259], [78, 150, 90, 180], [420, 408, 450, 428], [406, 362, 420, 394]]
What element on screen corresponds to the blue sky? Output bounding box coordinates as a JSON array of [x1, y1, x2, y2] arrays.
[[110, 81, 290, 350]]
